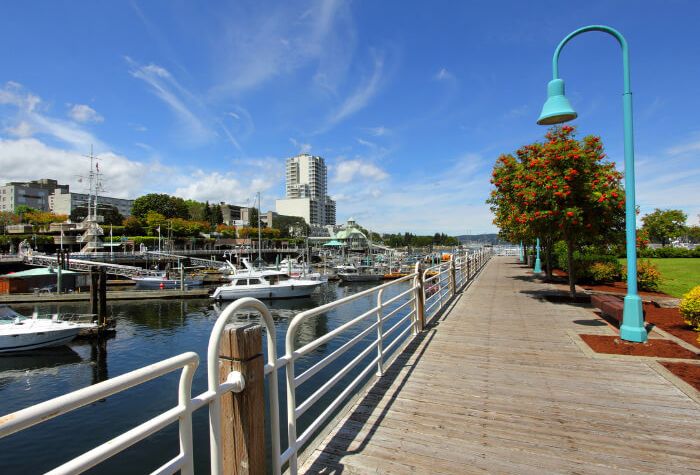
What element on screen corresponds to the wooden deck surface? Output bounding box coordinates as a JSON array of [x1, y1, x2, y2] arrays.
[[301, 257, 700, 474]]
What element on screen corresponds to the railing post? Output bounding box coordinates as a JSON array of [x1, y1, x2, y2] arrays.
[[414, 262, 425, 332], [449, 258, 456, 296], [219, 323, 265, 475], [376, 289, 385, 376]]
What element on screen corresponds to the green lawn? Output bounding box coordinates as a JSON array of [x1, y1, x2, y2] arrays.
[[620, 258, 700, 298]]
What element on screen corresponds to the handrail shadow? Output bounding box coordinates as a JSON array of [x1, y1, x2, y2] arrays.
[[303, 328, 437, 473]]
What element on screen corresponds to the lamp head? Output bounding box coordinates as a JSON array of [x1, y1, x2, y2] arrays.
[[537, 78, 577, 125]]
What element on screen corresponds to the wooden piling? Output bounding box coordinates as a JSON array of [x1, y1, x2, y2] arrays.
[[99, 268, 107, 326], [415, 264, 425, 332], [219, 323, 265, 475], [89, 266, 99, 316]]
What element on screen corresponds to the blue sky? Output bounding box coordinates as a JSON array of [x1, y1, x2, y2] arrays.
[[1, 0, 699, 234]]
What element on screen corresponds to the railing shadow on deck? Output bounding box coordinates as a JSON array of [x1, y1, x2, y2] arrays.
[[302, 329, 437, 473]]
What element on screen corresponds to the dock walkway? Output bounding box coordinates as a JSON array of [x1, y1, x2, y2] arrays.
[[301, 256, 700, 474]]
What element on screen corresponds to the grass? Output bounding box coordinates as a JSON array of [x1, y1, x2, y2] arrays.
[[620, 258, 700, 298]]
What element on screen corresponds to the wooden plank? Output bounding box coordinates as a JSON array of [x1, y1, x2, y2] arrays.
[[301, 257, 700, 474]]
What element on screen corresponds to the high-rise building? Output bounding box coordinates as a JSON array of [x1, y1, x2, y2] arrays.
[[276, 154, 336, 226]]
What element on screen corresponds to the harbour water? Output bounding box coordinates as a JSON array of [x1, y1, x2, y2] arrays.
[[0, 280, 413, 473]]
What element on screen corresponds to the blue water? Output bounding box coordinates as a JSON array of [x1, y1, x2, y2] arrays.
[[0, 280, 415, 474]]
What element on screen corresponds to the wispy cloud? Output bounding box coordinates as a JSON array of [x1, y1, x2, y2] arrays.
[[434, 67, 455, 81], [366, 125, 388, 137], [290, 138, 312, 154], [322, 53, 385, 131], [332, 159, 388, 183], [127, 57, 216, 145], [68, 104, 104, 123], [210, 0, 355, 96]]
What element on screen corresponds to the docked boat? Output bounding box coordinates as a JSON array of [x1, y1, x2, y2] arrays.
[[0, 306, 97, 353], [132, 274, 204, 289], [337, 265, 384, 282], [211, 269, 323, 300]]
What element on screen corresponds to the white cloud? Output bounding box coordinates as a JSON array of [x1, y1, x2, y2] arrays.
[[0, 82, 105, 151], [68, 104, 104, 123], [0, 138, 147, 199], [174, 170, 275, 206], [666, 139, 700, 156], [434, 68, 454, 81], [367, 126, 388, 136], [333, 159, 388, 183]]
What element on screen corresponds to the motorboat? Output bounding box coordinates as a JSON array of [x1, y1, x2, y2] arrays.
[[337, 265, 383, 282], [0, 305, 97, 353], [211, 269, 323, 300], [132, 273, 204, 289]]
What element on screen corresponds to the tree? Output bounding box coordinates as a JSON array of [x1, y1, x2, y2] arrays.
[[641, 209, 687, 246], [25, 211, 68, 226], [248, 207, 259, 227], [271, 215, 309, 238], [131, 193, 189, 220], [184, 199, 206, 221], [123, 216, 145, 235], [70, 204, 124, 225], [488, 126, 625, 296], [687, 225, 700, 244]]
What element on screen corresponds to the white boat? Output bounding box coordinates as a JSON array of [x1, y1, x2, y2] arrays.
[[211, 269, 323, 300], [132, 274, 204, 289], [0, 306, 97, 353]]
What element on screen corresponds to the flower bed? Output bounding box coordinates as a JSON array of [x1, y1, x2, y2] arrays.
[[659, 362, 700, 391]]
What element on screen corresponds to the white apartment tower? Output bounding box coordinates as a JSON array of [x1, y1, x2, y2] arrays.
[[276, 154, 336, 226]]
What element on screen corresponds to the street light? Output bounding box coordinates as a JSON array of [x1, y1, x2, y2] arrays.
[[537, 25, 646, 342], [534, 237, 542, 274]]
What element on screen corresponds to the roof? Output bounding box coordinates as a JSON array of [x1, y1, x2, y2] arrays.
[[323, 240, 345, 246], [0, 268, 79, 279]]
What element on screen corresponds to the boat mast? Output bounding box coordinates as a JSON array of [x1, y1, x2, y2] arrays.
[[257, 191, 262, 266]]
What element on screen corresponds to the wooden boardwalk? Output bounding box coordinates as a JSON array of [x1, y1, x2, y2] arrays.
[[301, 257, 700, 474]]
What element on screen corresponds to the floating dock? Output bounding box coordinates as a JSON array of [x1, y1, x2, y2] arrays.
[[0, 288, 211, 304]]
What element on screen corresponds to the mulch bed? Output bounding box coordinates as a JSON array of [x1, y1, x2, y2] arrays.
[[644, 303, 700, 350], [580, 334, 699, 360], [580, 281, 672, 298], [660, 362, 700, 391]]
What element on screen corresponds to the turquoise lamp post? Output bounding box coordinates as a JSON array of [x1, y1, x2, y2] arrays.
[[533, 238, 542, 274], [537, 25, 646, 342], [519, 241, 524, 263]]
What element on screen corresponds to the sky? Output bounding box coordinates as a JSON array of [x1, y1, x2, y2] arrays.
[[1, 0, 699, 235]]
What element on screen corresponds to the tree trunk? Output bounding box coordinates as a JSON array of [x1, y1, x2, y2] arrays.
[[566, 239, 576, 298], [545, 239, 553, 281]]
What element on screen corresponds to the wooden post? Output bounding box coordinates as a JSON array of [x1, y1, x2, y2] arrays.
[[449, 259, 456, 296], [219, 323, 265, 474], [89, 266, 99, 316], [99, 268, 108, 326], [414, 263, 425, 332]]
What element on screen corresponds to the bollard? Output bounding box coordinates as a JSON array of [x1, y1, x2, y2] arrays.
[[219, 323, 265, 475]]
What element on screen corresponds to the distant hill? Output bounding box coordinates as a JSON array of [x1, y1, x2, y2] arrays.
[[456, 233, 508, 245]]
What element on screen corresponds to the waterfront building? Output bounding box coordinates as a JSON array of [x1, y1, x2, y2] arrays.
[[276, 154, 336, 226], [0, 179, 69, 213], [49, 189, 134, 217]]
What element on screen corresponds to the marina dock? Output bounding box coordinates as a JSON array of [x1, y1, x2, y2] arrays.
[[300, 257, 700, 473], [0, 288, 210, 303]]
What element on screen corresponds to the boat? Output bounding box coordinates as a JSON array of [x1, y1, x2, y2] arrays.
[[0, 305, 97, 353], [132, 273, 204, 289], [211, 269, 323, 300], [337, 265, 384, 282]]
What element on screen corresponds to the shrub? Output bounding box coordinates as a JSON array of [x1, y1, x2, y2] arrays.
[[621, 259, 662, 292], [679, 286, 700, 331], [589, 261, 622, 283]]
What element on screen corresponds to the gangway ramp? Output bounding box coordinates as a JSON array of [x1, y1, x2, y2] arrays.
[[23, 254, 161, 278], [145, 251, 224, 269]]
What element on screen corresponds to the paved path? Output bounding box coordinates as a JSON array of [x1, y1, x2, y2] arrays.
[[301, 256, 700, 474]]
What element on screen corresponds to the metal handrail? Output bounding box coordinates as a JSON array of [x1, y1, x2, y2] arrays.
[[0, 249, 494, 475]]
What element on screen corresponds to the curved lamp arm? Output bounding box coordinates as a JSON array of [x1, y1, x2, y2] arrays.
[[551, 25, 631, 94]]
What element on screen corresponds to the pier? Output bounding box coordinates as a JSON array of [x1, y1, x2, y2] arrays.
[[1, 252, 698, 474], [301, 257, 700, 473]]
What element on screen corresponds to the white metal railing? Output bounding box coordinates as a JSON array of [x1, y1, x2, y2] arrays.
[[0, 249, 493, 474]]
